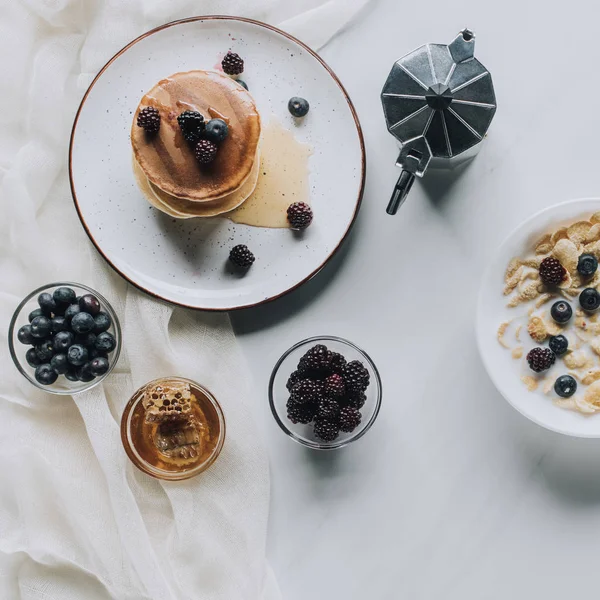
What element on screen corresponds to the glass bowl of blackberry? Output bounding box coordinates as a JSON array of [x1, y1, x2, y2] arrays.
[[8, 282, 121, 394], [269, 336, 382, 450]]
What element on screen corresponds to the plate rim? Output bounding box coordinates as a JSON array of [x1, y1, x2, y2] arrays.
[[68, 15, 366, 312], [476, 197, 600, 438]]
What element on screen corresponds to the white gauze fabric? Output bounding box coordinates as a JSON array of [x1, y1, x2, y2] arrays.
[[0, 0, 373, 599]]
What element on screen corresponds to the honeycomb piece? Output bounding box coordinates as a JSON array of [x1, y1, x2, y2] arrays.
[[153, 419, 204, 467], [143, 381, 193, 424], [590, 212, 600, 225]]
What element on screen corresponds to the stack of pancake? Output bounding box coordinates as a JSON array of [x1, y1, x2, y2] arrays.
[[131, 70, 261, 218]]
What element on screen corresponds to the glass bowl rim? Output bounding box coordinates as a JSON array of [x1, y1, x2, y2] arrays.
[[8, 281, 122, 395], [268, 335, 382, 450], [120, 376, 226, 480]]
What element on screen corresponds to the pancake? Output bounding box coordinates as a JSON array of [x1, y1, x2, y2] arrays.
[[131, 70, 261, 202], [144, 149, 261, 218]]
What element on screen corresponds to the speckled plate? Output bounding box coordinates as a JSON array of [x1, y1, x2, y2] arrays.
[[69, 16, 365, 311]]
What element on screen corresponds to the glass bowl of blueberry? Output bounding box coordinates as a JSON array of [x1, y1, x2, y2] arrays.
[[8, 282, 121, 394], [269, 336, 382, 450]]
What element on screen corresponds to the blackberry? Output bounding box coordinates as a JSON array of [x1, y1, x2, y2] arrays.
[[313, 418, 340, 442], [177, 110, 205, 143], [287, 202, 313, 230], [137, 106, 161, 133], [194, 139, 218, 164], [286, 397, 316, 424], [229, 244, 255, 268], [342, 360, 370, 393], [539, 256, 566, 286], [298, 344, 332, 376], [578, 253, 598, 278], [526, 347, 555, 372], [222, 51, 244, 75], [549, 335, 569, 356], [316, 398, 340, 421], [345, 391, 366, 410], [286, 370, 303, 391], [291, 379, 321, 404], [324, 374, 345, 398], [330, 352, 347, 375], [339, 406, 362, 433]]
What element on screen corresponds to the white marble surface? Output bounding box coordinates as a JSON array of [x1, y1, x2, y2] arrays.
[[232, 0, 600, 598]]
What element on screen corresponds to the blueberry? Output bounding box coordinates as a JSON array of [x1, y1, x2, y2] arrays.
[[577, 253, 598, 277], [35, 363, 58, 385], [65, 367, 79, 382], [93, 312, 112, 333], [237, 79, 248, 90], [88, 347, 108, 360], [64, 304, 81, 322], [550, 301, 572, 323], [95, 332, 116, 353], [26, 347, 42, 367], [77, 362, 96, 382], [71, 312, 95, 334], [17, 324, 34, 345], [38, 292, 57, 316], [90, 356, 110, 376], [288, 97, 309, 118], [50, 353, 69, 374], [580, 288, 600, 312], [35, 340, 55, 362], [79, 294, 101, 316], [51, 316, 68, 333], [549, 335, 569, 356], [76, 332, 97, 348], [67, 344, 88, 366], [28, 308, 44, 322], [53, 286, 76, 306], [30, 315, 52, 338], [53, 330, 74, 352], [554, 375, 577, 398], [204, 118, 229, 143]]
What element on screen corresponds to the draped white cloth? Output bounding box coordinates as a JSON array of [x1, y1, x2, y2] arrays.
[[0, 0, 372, 598]]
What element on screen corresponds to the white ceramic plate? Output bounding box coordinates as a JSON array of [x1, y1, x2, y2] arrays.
[[70, 16, 365, 311], [477, 198, 600, 437]]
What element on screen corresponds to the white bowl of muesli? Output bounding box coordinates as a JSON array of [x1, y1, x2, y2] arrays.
[[477, 198, 600, 437]]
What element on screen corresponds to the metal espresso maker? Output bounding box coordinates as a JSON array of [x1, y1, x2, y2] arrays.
[[381, 29, 497, 214]]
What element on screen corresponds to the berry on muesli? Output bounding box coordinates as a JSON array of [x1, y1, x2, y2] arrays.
[[500, 213, 600, 413]]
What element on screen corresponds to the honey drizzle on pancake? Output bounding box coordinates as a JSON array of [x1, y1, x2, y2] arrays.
[[227, 118, 312, 228], [132, 71, 260, 201]]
